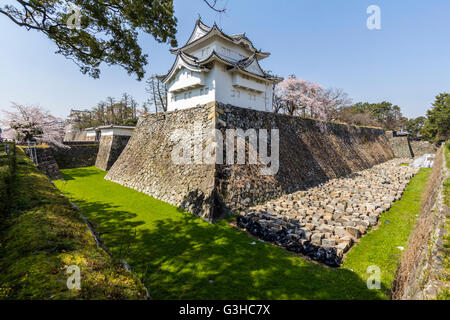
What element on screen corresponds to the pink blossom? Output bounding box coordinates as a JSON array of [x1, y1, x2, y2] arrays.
[[1, 103, 66, 147]]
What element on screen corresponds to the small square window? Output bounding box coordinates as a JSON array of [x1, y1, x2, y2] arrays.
[[200, 88, 204, 95]]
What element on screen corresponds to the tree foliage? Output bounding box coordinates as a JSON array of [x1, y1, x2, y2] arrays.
[[0, 1, 228, 80], [421, 93, 450, 142], [0, 0, 178, 80], [73, 93, 141, 129], [405, 116, 426, 139], [334, 101, 406, 130]]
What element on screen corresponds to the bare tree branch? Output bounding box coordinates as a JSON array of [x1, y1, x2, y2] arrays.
[[203, 0, 227, 13]]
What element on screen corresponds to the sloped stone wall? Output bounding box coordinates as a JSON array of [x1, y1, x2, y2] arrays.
[[392, 146, 446, 299], [410, 140, 437, 157], [386, 131, 413, 158], [386, 131, 436, 158], [52, 143, 99, 169], [26, 143, 99, 179], [105, 105, 218, 220], [106, 102, 395, 222], [95, 135, 131, 171], [216, 104, 395, 213], [35, 148, 62, 180]]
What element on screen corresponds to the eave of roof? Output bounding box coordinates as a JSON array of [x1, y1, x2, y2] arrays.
[[170, 19, 270, 60], [158, 52, 210, 83], [159, 50, 282, 85], [199, 51, 280, 83]]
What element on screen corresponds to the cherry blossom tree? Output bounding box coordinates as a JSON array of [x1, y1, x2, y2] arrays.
[[1, 103, 66, 147], [315, 87, 352, 122], [274, 75, 323, 117], [0, 128, 16, 141], [274, 76, 352, 131]]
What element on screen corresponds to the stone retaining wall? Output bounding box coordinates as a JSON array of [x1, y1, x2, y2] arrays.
[[410, 140, 437, 157], [105, 105, 217, 220], [35, 148, 62, 180], [216, 105, 395, 214], [53, 143, 99, 169], [95, 135, 131, 171], [392, 146, 447, 299], [386, 132, 436, 158], [386, 131, 413, 158], [24, 143, 99, 180], [106, 102, 395, 221], [63, 128, 87, 142]]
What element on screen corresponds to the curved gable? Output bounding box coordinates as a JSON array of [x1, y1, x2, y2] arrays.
[[171, 19, 270, 60], [243, 59, 265, 76], [160, 53, 206, 84], [186, 20, 211, 45]]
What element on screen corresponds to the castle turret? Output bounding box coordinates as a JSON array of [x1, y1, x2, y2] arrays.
[[159, 19, 282, 112]]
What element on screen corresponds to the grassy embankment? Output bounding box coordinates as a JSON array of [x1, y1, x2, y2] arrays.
[[55, 164, 431, 299], [0, 146, 146, 299]]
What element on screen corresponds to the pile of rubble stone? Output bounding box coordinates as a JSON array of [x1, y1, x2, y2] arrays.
[[410, 154, 435, 168], [238, 158, 421, 267]]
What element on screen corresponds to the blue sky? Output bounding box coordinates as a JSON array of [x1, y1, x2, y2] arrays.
[[0, 0, 449, 120]]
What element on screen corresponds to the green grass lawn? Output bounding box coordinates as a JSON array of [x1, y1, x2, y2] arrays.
[[55, 166, 431, 300]]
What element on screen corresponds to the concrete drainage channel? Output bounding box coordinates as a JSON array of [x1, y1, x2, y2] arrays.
[[65, 197, 151, 299], [238, 158, 422, 267]]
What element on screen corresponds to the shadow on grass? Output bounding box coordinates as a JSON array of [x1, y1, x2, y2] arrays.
[[61, 167, 102, 180], [73, 197, 388, 300]]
